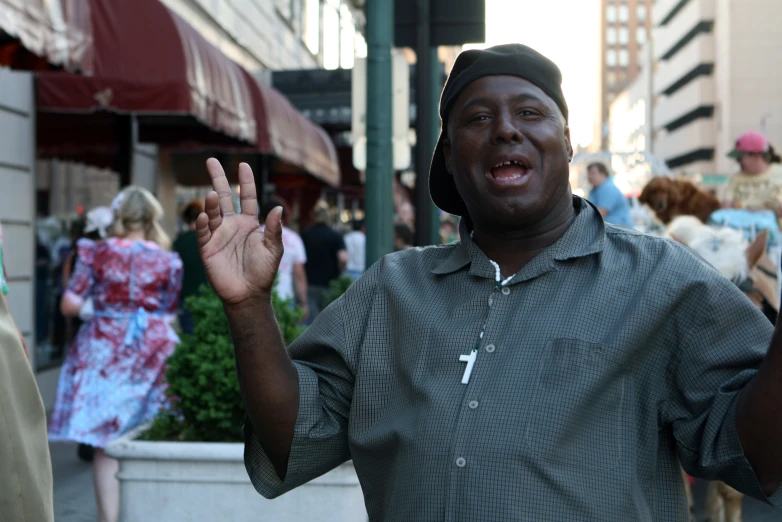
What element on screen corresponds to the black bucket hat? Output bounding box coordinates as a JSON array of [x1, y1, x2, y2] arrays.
[[429, 44, 569, 216]]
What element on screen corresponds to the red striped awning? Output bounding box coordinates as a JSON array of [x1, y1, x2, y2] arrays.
[[34, 0, 255, 144]]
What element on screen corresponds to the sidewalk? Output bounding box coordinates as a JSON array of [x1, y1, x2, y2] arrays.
[[51, 442, 95, 522]]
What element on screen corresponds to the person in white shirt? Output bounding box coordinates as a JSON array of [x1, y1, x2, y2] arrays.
[[260, 200, 308, 321], [343, 220, 366, 280]]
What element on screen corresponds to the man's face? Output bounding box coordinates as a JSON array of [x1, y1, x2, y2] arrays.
[[442, 75, 573, 228], [587, 167, 606, 188]]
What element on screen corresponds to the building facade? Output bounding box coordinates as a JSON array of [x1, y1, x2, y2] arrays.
[[609, 46, 654, 156], [159, 0, 366, 74], [653, 0, 782, 176], [598, 0, 654, 150]]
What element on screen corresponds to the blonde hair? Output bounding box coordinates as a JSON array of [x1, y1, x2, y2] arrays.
[[111, 186, 171, 250]]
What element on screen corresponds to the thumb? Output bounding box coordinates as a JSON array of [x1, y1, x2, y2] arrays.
[[263, 206, 284, 248]]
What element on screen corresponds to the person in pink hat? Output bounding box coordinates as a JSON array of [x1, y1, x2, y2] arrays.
[[723, 131, 782, 215]]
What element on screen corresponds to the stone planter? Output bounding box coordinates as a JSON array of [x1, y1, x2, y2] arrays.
[[106, 426, 367, 522]]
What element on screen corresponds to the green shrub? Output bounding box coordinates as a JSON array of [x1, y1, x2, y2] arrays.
[[142, 285, 304, 442]]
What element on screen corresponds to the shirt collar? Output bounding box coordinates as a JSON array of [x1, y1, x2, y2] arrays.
[[431, 196, 606, 281]]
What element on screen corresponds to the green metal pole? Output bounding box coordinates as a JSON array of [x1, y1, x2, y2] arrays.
[[428, 47, 442, 244], [365, 0, 395, 266]]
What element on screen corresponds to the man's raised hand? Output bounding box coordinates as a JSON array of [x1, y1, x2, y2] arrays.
[[196, 159, 283, 307]]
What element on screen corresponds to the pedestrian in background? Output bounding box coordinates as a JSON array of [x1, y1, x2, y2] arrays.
[[49, 186, 183, 522], [301, 201, 347, 324], [343, 219, 366, 280], [173, 199, 207, 335], [59, 206, 114, 464], [260, 198, 308, 320], [52, 219, 85, 356], [586, 162, 634, 228], [0, 283, 54, 522], [723, 131, 782, 216]]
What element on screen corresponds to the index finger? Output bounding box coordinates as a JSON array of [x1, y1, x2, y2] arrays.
[[206, 158, 236, 217]]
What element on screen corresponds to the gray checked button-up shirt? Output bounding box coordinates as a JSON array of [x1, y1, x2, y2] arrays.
[[245, 197, 782, 521]]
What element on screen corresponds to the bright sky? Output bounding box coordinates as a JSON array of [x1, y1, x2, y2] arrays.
[[464, 0, 602, 148]]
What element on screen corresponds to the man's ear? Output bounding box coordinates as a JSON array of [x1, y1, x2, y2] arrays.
[[564, 126, 573, 162], [442, 137, 453, 175]]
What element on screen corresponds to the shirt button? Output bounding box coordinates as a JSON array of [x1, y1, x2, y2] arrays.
[[485, 344, 496, 353], [501, 287, 511, 296], [468, 400, 479, 409], [456, 457, 466, 468]]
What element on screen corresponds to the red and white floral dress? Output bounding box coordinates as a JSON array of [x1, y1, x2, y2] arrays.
[[48, 237, 183, 448]]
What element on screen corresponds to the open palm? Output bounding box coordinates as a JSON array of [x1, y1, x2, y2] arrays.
[[196, 159, 283, 307]]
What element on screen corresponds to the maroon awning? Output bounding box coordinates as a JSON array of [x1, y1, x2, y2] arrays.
[[253, 82, 340, 187], [35, 0, 256, 144], [19, 0, 339, 186]]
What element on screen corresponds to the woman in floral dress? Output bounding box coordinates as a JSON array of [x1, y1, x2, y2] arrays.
[[49, 186, 183, 522]]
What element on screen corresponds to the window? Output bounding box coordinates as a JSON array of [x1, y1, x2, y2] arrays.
[[606, 71, 617, 87], [303, 0, 320, 54], [637, 27, 647, 46], [618, 27, 629, 45], [619, 49, 629, 67], [606, 5, 617, 22], [606, 49, 617, 67], [606, 27, 617, 45], [618, 5, 629, 23], [638, 4, 647, 22]]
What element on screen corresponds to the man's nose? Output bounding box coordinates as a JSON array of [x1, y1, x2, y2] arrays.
[[492, 112, 521, 145]]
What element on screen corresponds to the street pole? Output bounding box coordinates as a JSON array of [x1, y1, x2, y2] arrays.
[[365, 0, 395, 266], [413, 1, 441, 246]]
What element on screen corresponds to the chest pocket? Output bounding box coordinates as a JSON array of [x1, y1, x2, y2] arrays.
[[524, 338, 625, 471]]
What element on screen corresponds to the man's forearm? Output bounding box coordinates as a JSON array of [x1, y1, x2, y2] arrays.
[[737, 324, 782, 494], [224, 296, 300, 479]]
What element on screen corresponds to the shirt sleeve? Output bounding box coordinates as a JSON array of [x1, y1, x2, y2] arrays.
[[292, 233, 307, 265], [63, 239, 97, 306], [606, 185, 628, 216], [587, 186, 601, 208], [243, 258, 382, 499], [661, 275, 782, 506]]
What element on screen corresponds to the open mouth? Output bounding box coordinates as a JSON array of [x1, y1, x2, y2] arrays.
[[488, 160, 531, 183]]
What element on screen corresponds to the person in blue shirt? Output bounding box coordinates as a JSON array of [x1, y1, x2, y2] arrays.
[[587, 162, 634, 228]]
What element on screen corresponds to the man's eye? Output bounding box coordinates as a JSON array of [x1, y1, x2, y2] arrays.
[[471, 114, 490, 122], [519, 110, 540, 117]]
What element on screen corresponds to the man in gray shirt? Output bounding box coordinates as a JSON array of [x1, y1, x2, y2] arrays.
[[194, 44, 782, 520]]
